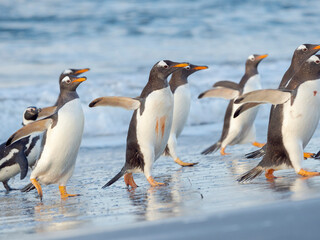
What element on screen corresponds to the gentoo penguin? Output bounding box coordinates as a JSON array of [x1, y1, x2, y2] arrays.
[[0, 106, 41, 192], [242, 44, 320, 159], [6, 75, 86, 200], [89, 60, 188, 187], [20, 68, 90, 193], [236, 55, 320, 182], [164, 64, 208, 166], [198, 54, 268, 155]]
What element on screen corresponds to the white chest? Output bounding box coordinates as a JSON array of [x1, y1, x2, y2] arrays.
[[243, 74, 262, 94], [282, 79, 320, 147], [136, 87, 174, 159], [171, 84, 191, 137]]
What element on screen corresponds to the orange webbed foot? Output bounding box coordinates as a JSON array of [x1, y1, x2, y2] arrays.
[[59, 186, 80, 199], [220, 147, 230, 156], [298, 169, 320, 177], [303, 152, 315, 159], [174, 158, 198, 167], [265, 169, 276, 180], [147, 176, 166, 187], [124, 173, 138, 188], [31, 178, 43, 201], [252, 142, 265, 148]]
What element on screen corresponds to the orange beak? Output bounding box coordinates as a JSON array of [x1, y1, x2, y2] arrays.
[[72, 77, 87, 83], [173, 63, 189, 68], [193, 66, 208, 70], [74, 68, 90, 75], [313, 45, 320, 50], [257, 54, 268, 60]]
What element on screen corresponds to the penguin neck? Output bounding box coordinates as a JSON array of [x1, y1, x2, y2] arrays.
[[169, 72, 188, 93], [140, 72, 169, 98], [239, 65, 258, 87], [56, 89, 79, 109]]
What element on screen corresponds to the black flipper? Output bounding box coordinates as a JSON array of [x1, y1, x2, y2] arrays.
[[237, 166, 263, 183], [213, 81, 242, 92], [15, 151, 29, 180], [245, 147, 266, 159], [21, 182, 36, 192], [201, 142, 221, 155], [102, 167, 126, 188], [234, 103, 262, 118]]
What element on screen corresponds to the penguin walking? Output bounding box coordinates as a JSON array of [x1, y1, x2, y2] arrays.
[[89, 60, 188, 187], [198, 54, 268, 155], [164, 64, 208, 166], [6, 75, 86, 200], [0, 107, 42, 192], [236, 55, 320, 182], [242, 44, 320, 159]]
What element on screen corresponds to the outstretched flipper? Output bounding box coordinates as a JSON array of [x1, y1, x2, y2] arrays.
[[213, 81, 242, 92], [6, 118, 53, 146], [234, 102, 263, 118], [89, 96, 141, 110], [234, 89, 292, 105], [37, 106, 57, 119], [198, 88, 240, 100]]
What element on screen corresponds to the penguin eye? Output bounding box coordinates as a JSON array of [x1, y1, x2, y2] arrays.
[[250, 57, 255, 61], [66, 79, 71, 84], [316, 60, 320, 64], [163, 65, 168, 69], [185, 66, 190, 70], [303, 48, 308, 52]]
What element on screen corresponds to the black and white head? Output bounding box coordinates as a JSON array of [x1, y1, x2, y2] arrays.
[[59, 75, 87, 91], [59, 68, 90, 83], [298, 55, 320, 80], [245, 54, 268, 71], [23, 106, 41, 126], [150, 60, 189, 80], [292, 44, 320, 66], [180, 64, 208, 78]]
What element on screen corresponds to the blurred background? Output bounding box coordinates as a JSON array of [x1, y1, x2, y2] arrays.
[[0, 0, 320, 138]]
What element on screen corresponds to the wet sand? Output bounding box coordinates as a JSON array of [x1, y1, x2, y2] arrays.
[[2, 120, 320, 239]]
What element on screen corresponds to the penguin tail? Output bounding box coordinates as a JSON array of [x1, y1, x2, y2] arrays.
[[163, 145, 170, 156], [245, 148, 265, 159], [201, 142, 221, 155], [237, 166, 264, 183], [102, 167, 126, 189], [20, 182, 36, 192]]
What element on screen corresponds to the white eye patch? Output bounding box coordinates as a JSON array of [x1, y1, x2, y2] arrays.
[[62, 76, 71, 83], [307, 55, 320, 63], [157, 60, 168, 68], [297, 44, 307, 50], [248, 55, 255, 61], [63, 69, 72, 74]]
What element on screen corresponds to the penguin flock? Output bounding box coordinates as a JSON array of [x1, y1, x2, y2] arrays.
[[2, 43, 320, 202]]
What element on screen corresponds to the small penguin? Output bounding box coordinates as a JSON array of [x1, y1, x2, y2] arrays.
[[89, 60, 188, 187], [164, 64, 208, 166], [0, 106, 41, 192], [243, 44, 320, 159], [6, 75, 86, 200], [199, 54, 268, 155], [236, 55, 320, 182]]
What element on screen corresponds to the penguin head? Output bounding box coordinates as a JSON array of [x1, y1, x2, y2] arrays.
[[245, 54, 268, 69], [293, 44, 320, 66], [23, 106, 41, 125], [60, 75, 87, 91], [150, 60, 189, 80], [59, 68, 90, 83], [302, 55, 320, 78], [173, 64, 208, 79]]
